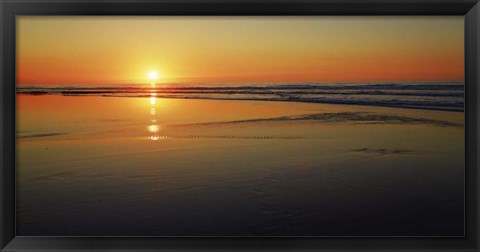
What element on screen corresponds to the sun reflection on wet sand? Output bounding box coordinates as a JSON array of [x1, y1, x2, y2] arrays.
[[148, 124, 159, 133], [147, 87, 162, 141]]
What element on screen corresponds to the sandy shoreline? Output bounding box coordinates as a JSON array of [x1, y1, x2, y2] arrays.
[[16, 95, 464, 236]]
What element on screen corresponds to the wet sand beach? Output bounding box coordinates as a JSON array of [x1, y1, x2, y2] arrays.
[[16, 95, 464, 236]]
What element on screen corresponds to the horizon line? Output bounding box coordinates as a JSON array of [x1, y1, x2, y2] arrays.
[[16, 80, 465, 86]]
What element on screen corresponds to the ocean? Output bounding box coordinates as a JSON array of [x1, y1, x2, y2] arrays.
[[17, 81, 464, 112]]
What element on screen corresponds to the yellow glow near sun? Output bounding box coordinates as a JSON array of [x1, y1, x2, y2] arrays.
[[148, 71, 159, 80]]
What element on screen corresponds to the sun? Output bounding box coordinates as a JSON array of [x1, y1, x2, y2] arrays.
[[148, 71, 159, 81]]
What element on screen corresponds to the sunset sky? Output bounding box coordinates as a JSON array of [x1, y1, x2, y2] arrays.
[[17, 16, 464, 85]]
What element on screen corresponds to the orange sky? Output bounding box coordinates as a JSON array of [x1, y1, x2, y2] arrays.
[[16, 16, 464, 85]]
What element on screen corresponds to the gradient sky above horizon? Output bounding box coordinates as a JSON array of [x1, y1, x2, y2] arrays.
[[17, 16, 464, 85]]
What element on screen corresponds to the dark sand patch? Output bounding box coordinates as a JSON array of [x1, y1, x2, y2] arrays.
[[352, 148, 414, 155], [17, 132, 67, 139], [172, 112, 463, 128]]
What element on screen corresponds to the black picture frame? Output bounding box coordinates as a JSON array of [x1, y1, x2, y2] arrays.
[[1, 0, 479, 251]]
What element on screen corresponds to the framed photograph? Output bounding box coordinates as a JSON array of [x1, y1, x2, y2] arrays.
[[1, 0, 479, 251]]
